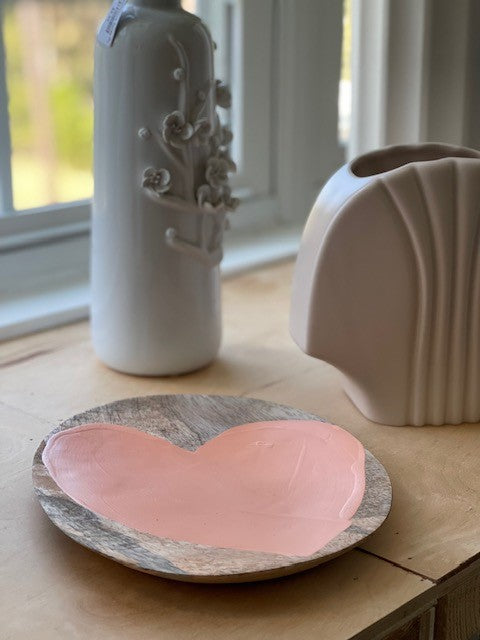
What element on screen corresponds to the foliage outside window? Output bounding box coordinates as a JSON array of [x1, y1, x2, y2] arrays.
[[3, 0, 197, 211]]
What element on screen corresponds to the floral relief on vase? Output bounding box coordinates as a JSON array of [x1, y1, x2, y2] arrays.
[[139, 34, 238, 267]]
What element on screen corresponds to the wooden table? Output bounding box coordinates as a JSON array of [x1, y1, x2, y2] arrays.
[[1, 261, 479, 640]]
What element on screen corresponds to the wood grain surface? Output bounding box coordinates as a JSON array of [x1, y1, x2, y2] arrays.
[[435, 572, 480, 640], [32, 394, 391, 583], [1, 395, 431, 640], [4, 260, 480, 638]]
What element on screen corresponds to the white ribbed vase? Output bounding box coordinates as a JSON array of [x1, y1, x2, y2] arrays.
[[92, 0, 237, 375], [291, 143, 480, 426]]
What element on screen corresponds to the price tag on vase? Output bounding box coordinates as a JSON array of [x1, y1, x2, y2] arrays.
[[97, 0, 127, 47]]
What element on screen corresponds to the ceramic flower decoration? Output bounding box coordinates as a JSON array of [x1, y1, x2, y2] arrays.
[[162, 111, 194, 148], [142, 168, 171, 195], [205, 157, 230, 189], [138, 35, 239, 267], [222, 186, 239, 211], [218, 126, 233, 147], [215, 80, 232, 109], [193, 119, 212, 146], [197, 184, 222, 209]]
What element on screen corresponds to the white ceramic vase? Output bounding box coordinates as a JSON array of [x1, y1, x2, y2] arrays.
[[290, 143, 480, 426], [92, 0, 237, 375]]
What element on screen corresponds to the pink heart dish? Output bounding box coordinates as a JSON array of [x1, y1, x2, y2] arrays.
[[42, 420, 365, 557], [33, 395, 391, 582]]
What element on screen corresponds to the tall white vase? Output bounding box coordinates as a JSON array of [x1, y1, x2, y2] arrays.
[[92, 0, 237, 376]]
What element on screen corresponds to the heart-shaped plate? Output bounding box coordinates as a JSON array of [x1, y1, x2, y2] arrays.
[[33, 395, 391, 583]]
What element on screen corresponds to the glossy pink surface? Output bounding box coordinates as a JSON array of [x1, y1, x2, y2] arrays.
[[42, 420, 365, 557]]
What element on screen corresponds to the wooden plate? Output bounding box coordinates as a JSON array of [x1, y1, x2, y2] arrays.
[[32, 394, 391, 583]]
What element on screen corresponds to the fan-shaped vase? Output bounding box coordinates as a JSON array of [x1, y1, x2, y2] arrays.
[[290, 143, 480, 426]]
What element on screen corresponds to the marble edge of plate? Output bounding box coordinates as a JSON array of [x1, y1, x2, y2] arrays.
[[32, 394, 392, 583]]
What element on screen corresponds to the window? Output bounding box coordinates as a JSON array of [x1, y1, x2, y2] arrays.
[[3, 1, 106, 211], [1, 0, 277, 214], [0, 0, 348, 339], [347, 0, 479, 160], [338, 0, 352, 146]]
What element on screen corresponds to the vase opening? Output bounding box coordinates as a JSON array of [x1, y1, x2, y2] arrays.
[[350, 143, 480, 178]]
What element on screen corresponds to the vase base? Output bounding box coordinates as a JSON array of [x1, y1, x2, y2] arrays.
[[95, 353, 218, 378]]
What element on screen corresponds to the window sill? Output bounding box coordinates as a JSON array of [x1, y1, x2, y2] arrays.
[[0, 224, 302, 341]]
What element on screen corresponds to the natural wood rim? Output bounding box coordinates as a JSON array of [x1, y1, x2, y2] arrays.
[[32, 394, 392, 583]]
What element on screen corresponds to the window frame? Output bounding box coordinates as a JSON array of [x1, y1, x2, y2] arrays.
[[0, 13, 13, 214], [348, 0, 479, 161], [0, 0, 346, 340]]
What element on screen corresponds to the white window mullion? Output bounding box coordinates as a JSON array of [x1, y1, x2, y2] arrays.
[[348, 0, 389, 158], [0, 11, 13, 216], [234, 0, 273, 197], [349, 0, 433, 158], [276, 0, 345, 224], [348, 0, 479, 160], [425, 0, 473, 145], [197, 0, 277, 233]]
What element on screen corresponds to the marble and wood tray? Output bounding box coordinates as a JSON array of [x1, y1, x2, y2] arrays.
[[32, 394, 392, 583]]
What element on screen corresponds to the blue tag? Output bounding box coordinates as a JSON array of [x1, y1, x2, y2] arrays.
[[97, 0, 127, 47]]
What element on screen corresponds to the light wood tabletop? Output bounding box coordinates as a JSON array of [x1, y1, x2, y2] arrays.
[[1, 261, 479, 639]]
